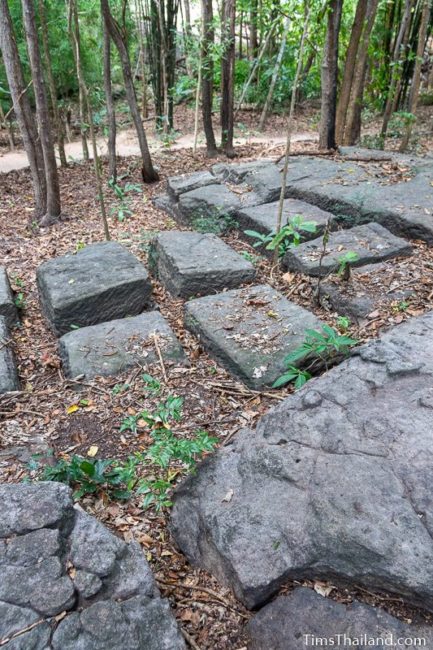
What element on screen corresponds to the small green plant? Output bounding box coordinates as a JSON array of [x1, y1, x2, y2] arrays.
[[141, 373, 161, 394], [336, 316, 351, 332], [112, 382, 130, 395], [12, 276, 26, 310], [245, 216, 317, 258], [108, 177, 142, 222], [191, 212, 238, 234], [337, 251, 359, 280], [273, 325, 358, 388], [240, 250, 261, 265], [76, 241, 86, 251], [395, 300, 409, 312]]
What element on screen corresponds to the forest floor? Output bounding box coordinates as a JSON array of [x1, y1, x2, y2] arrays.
[[1, 105, 433, 648]]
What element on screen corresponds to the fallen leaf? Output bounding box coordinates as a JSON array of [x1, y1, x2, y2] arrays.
[[222, 489, 234, 503], [87, 445, 98, 457], [66, 404, 79, 415]]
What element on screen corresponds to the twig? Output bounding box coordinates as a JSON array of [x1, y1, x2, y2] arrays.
[[3, 80, 33, 121], [63, 378, 111, 396], [181, 628, 202, 650], [0, 618, 45, 646], [0, 339, 12, 350], [275, 148, 335, 163], [157, 579, 248, 618], [153, 333, 168, 383]]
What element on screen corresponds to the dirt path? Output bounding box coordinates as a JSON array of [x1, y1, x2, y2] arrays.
[[0, 128, 317, 173]]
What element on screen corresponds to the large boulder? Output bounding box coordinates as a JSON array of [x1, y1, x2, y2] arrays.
[[149, 231, 256, 298], [0, 268, 18, 327], [0, 482, 185, 649], [37, 242, 152, 336], [246, 588, 433, 650], [59, 312, 186, 379], [0, 316, 19, 393], [171, 312, 433, 610]]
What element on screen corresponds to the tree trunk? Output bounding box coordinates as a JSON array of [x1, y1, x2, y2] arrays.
[[399, 0, 431, 150], [235, 20, 275, 116], [38, 0, 67, 167], [69, 0, 89, 160], [201, 0, 218, 156], [342, 0, 380, 145], [0, 100, 15, 150], [249, 0, 258, 59], [0, 0, 46, 217], [259, 16, 291, 131], [101, 0, 158, 182], [335, 0, 368, 144], [21, 0, 61, 222], [220, 0, 236, 155], [319, 0, 343, 149], [102, 16, 117, 181]]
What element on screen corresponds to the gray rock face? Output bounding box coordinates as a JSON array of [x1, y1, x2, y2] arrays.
[[283, 154, 433, 242], [212, 160, 274, 184], [184, 284, 323, 389], [149, 231, 256, 298], [283, 223, 412, 276], [37, 242, 152, 336], [177, 184, 241, 224], [59, 312, 186, 379], [0, 483, 185, 649], [246, 588, 433, 650], [237, 198, 336, 242], [171, 312, 433, 610], [167, 171, 218, 200], [0, 316, 19, 394], [0, 268, 18, 327]]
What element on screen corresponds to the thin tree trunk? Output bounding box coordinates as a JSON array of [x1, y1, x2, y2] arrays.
[[102, 16, 116, 181], [319, 0, 343, 149], [0, 0, 46, 217], [137, 0, 149, 117], [220, 0, 236, 155], [0, 101, 15, 150], [101, 0, 158, 182], [201, 0, 218, 156], [235, 21, 275, 116], [399, 0, 431, 150], [69, 0, 89, 160], [335, 0, 368, 144], [21, 0, 61, 223], [273, 3, 310, 265], [69, 0, 110, 241], [249, 0, 258, 59], [259, 16, 290, 131]]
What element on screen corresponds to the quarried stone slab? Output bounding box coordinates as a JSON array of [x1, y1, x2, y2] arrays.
[[184, 284, 323, 389], [177, 184, 241, 225], [0, 316, 19, 393], [283, 223, 412, 276], [37, 242, 152, 336], [59, 311, 185, 379], [319, 262, 414, 321], [237, 198, 336, 242], [149, 231, 256, 298], [212, 159, 274, 184], [0, 267, 18, 327], [0, 482, 185, 649], [167, 171, 218, 200], [247, 588, 433, 650], [171, 312, 433, 610]]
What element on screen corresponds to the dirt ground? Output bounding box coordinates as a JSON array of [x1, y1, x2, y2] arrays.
[[1, 106, 433, 648]]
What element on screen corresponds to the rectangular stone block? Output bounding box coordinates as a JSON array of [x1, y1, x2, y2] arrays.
[[0, 268, 18, 327], [283, 223, 412, 277], [184, 284, 323, 389], [59, 312, 186, 379], [0, 316, 19, 393], [237, 198, 336, 244], [177, 184, 241, 225], [149, 231, 256, 298], [167, 171, 218, 200], [37, 242, 152, 336]]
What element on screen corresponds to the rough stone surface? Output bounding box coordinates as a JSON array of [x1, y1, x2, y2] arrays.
[[246, 588, 433, 650], [283, 223, 412, 276], [167, 171, 218, 200], [212, 159, 274, 184], [184, 284, 323, 389], [236, 198, 337, 243], [0, 316, 19, 394], [37, 242, 152, 336], [171, 312, 433, 610], [0, 268, 18, 327], [283, 153, 433, 242], [149, 231, 256, 298], [177, 184, 242, 223], [319, 262, 414, 321], [0, 482, 185, 649], [59, 312, 186, 379]]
